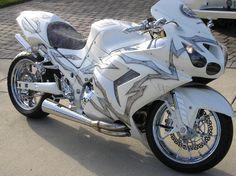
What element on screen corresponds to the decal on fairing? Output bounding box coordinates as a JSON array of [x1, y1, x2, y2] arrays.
[[113, 70, 140, 106], [22, 17, 41, 33], [180, 35, 218, 52], [90, 39, 186, 124], [124, 74, 163, 116], [80, 56, 119, 75], [121, 48, 180, 80], [123, 40, 184, 116], [91, 76, 130, 123]]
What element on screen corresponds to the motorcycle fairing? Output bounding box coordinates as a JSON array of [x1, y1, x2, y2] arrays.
[[151, 0, 209, 35], [86, 19, 151, 54], [85, 44, 192, 125], [17, 11, 63, 47], [84, 0, 227, 125], [151, 0, 226, 78]]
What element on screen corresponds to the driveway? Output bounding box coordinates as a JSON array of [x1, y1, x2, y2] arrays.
[[0, 1, 236, 176]]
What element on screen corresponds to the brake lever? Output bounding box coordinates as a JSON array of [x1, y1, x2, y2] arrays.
[[154, 18, 167, 28]]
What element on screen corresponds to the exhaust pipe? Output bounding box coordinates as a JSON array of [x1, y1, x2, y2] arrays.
[[15, 34, 32, 53], [42, 99, 130, 137]]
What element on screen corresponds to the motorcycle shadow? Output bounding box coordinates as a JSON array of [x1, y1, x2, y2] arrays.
[[27, 116, 233, 176]]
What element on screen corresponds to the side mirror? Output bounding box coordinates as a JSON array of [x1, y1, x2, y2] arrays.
[[207, 19, 214, 29]]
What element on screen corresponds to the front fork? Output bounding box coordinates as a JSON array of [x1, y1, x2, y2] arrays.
[[163, 91, 189, 137], [167, 86, 235, 137]]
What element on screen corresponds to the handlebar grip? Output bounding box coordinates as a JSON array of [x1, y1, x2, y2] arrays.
[[123, 25, 145, 33]]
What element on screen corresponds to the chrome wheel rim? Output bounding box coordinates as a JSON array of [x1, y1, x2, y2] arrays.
[[152, 103, 221, 164], [10, 59, 43, 110]]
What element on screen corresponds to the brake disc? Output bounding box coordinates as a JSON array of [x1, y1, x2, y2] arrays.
[[170, 115, 213, 151]]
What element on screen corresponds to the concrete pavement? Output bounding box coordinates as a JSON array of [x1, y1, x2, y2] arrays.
[[0, 59, 236, 176]]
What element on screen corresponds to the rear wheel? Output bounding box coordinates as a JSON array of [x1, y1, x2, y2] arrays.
[[8, 52, 50, 118], [146, 102, 233, 173]]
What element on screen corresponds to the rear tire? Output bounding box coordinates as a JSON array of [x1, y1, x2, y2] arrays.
[[146, 101, 233, 173], [8, 52, 50, 118]]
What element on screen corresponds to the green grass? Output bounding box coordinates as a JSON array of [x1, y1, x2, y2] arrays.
[[0, 0, 25, 7]]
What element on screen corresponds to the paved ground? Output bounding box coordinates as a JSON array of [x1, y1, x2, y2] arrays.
[[0, 1, 236, 176], [0, 0, 235, 68], [0, 61, 235, 176]]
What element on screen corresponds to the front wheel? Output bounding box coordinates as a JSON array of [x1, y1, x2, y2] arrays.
[[146, 102, 233, 173]]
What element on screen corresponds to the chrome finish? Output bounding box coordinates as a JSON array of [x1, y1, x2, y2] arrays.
[[15, 34, 32, 52], [152, 103, 221, 164], [17, 81, 62, 95], [207, 19, 214, 28], [154, 18, 167, 27], [42, 99, 130, 137], [11, 59, 43, 110], [34, 62, 46, 75], [43, 65, 59, 70], [98, 129, 129, 137], [60, 77, 74, 101]]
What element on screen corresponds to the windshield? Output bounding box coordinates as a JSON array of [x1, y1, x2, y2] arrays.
[[151, 0, 212, 36]]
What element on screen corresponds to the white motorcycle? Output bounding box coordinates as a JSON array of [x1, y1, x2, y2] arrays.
[[7, 0, 235, 172]]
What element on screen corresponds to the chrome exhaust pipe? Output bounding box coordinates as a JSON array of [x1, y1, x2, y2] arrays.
[[42, 99, 130, 137], [15, 34, 32, 53]]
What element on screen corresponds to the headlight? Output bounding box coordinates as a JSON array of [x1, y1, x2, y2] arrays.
[[184, 44, 207, 68], [186, 45, 193, 54]]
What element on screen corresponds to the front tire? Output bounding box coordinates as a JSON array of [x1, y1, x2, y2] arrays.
[[8, 52, 49, 118], [146, 102, 233, 173]]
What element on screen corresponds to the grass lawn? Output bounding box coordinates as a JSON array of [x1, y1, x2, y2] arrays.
[[0, 0, 25, 7]]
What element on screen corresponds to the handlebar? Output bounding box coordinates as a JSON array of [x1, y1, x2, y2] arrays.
[[123, 24, 146, 33], [123, 18, 179, 34]]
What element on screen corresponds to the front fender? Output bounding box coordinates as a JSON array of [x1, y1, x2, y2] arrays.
[[174, 87, 235, 128]]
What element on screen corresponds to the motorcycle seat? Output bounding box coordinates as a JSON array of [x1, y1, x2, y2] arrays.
[[47, 21, 86, 50]]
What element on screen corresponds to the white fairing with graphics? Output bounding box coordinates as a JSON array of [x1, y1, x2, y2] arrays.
[[86, 19, 151, 54], [16, 11, 64, 46]]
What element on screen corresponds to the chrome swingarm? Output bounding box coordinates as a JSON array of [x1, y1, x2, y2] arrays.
[[17, 81, 62, 95]]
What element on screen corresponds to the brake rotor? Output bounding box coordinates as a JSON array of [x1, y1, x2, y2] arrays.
[[169, 114, 213, 151]]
